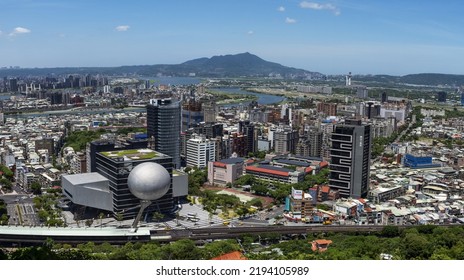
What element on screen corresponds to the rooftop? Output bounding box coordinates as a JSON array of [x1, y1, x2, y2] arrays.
[[100, 148, 159, 160], [62, 172, 109, 185]]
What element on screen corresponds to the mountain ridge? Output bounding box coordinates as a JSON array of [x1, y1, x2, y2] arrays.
[[0, 52, 323, 79], [1, 53, 463, 85]]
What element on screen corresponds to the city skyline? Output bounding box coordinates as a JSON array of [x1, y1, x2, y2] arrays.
[[1, 0, 464, 75]]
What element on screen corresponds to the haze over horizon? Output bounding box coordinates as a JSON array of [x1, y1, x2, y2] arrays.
[[1, 0, 463, 76]]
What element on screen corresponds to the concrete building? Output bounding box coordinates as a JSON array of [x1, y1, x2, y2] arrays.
[[207, 157, 245, 186], [186, 134, 216, 168], [317, 102, 337, 116], [202, 100, 217, 123], [62, 173, 112, 211], [245, 165, 304, 184], [288, 188, 315, 219], [329, 120, 371, 198], [274, 126, 298, 155]]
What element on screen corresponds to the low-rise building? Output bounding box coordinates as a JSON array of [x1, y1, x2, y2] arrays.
[[207, 157, 245, 186]]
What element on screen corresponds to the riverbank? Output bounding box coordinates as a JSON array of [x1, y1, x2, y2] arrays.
[[245, 87, 347, 101], [206, 88, 257, 105]]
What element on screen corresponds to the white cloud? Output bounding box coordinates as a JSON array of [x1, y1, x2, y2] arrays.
[[9, 27, 31, 36], [247, 30, 254, 35], [300, 1, 340, 15], [277, 6, 285, 12], [286, 17, 297, 24], [115, 25, 130, 32]]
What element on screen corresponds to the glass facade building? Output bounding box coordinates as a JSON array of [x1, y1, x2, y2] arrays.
[[147, 99, 181, 169]]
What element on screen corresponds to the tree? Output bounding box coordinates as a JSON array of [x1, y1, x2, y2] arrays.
[[85, 219, 94, 228], [98, 212, 105, 228], [251, 184, 268, 196], [116, 212, 124, 227], [151, 211, 164, 223], [0, 178, 12, 191], [0, 165, 13, 179], [30, 181, 42, 195]]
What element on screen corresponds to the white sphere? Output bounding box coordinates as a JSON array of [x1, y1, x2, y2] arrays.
[[127, 162, 171, 200]]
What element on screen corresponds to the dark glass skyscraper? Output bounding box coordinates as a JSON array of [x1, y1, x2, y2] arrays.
[[329, 120, 371, 198], [147, 98, 181, 169]]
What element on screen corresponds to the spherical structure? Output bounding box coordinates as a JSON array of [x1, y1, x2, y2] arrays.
[[127, 162, 171, 200]]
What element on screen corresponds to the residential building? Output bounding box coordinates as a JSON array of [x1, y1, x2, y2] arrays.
[[274, 126, 298, 155]]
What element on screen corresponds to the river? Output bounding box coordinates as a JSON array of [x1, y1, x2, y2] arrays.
[[213, 87, 285, 106]]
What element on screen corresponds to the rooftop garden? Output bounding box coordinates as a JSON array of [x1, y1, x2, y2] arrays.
[[101, 149, 158, 160]]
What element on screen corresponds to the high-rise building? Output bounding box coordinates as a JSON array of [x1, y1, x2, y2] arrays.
[[239, 120, 257, 155], [317, 102, 338, 116], [307, 127, 323, 158], [9, 78, 18, 92], [274, 126, 299, 155], [147, 98, 181, 169], [329, 120, 371, 198], [182, 100, 204, 131], [186, 134, 216, 168], [437, 91, 447, 103], [381, 92, 388, 103], [203, 100, 217, 123]]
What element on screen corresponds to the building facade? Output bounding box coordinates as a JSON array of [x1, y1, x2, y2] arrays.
[[186, 134, 216, 168], [95, 148, 174, 219], [329, 120, 371, 198], [147, 98, 181, 169]]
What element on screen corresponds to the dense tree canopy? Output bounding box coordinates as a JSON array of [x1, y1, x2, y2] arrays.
[[1, 225, 464, 260]]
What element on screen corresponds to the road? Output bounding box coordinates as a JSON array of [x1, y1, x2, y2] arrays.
[[1, 190, 38, 226]]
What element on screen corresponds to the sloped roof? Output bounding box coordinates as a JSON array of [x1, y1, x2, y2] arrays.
[[211, 251, 247, 260]]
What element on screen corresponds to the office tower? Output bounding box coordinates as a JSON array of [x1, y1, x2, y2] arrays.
[[186, 134, 216, 168], [381, 92, 388, 103], [147, 98, 181, 169], [437, 91, 447, 103], [182, 100, 203, 131], [95, 148, 174, 218], [329, 120, 371, 198], [9, 78, 18, 92]]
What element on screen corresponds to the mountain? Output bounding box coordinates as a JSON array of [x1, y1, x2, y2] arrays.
[[179, 52, 322, 78], [0, 53, 323, 79], [353, 73, 464, 86]]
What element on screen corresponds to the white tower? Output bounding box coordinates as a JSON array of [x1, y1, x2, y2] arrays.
[[346, 72, 352, 86]]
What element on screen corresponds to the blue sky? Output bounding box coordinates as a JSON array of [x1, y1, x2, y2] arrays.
[[1, 0, 464, 75]]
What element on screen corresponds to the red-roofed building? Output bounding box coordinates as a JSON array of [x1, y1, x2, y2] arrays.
[[245, 165, 304, 184], [207, 157, 245, 186], [311, 239, 333, 252], [211, 251, 248, 260]]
